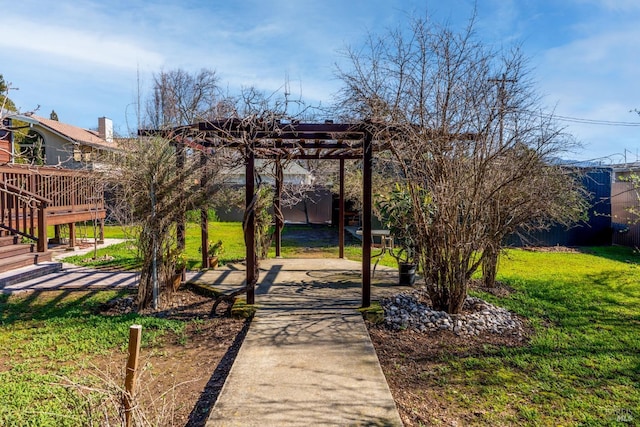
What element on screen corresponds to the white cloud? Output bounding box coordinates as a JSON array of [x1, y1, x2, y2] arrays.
[[0, 19, 164, 71]]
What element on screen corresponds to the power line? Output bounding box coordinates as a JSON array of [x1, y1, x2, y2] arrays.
[[552, 115, 640, 127], [516, 109, 640, 127]]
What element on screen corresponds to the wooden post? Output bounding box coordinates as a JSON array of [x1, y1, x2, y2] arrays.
[[124, 325, 142, 427], [37, 202, 48, 253], [362, 132, 373, 308], [274, 159, 283, 258], [98, 218, 105, 244], [245, 142, 256, 305], [200, 151, 209, 268], [339, 158, 345, 259], [54, 225, 61, 244], [68, 222, 76, 248]]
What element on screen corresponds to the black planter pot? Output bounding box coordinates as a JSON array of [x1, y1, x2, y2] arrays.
[[398, 263, 416, 286]]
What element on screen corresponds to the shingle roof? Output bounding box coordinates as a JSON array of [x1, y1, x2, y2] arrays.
[[23, 114, 114, 150]]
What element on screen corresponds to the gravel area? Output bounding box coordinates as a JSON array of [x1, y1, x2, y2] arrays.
[[381, 287, 526, 339]]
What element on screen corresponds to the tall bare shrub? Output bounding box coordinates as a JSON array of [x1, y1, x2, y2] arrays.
[[336, 16, 586, 312]]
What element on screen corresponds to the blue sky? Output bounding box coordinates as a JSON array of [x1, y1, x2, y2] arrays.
[[1, 0, 639, 162]]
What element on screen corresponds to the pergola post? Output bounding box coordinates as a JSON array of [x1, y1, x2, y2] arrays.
[[200, 150, 209, 267], [274, 159, 283, 258], [339, 158, 345, 259], [362, 131, 373, 307], [98, 218, 105, 244], [245, 141, 256, 305], [176, 144, 186, 251]]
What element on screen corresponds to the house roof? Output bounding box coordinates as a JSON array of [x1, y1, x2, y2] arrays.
[[13, 114, 115, 150]]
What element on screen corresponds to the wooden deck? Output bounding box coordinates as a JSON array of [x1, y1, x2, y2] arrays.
[[0, 164, 105, 272], [1, 164, 106, 224]]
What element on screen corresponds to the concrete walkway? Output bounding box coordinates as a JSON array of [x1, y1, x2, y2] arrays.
[[204, 259, 406, 427], [0, 264, 140, 293], [0, 239, 140, 294]]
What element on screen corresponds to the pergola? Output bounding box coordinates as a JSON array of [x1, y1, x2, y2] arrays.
[[144, 120, 385, 308]]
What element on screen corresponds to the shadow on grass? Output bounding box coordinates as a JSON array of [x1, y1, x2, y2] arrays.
[[0, 289, 134, 325], [577, 245, 640, 264]]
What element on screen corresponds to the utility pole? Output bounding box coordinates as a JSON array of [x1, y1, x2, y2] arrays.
[[489, 73, 516, 145]]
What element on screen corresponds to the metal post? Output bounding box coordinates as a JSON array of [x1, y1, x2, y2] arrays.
[[150, 178, 158, 310]]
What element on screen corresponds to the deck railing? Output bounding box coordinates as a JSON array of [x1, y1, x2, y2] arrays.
[[0, 181, 49, 252], [0, 165, 106, 250], [0, 165, 104, 213]]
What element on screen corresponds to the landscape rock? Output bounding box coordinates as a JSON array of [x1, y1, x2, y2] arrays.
[[379, 287, 525, 338]]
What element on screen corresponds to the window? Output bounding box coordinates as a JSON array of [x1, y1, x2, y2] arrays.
[[18, 130, 46, 165]]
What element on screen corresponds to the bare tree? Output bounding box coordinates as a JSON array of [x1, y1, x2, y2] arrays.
[[1, 76, 43, 164], [1, 76, 17, 161], [145, 68, 221, 128], [131, 73, 319, 310], [336, 15, 586, 313], [106, 135, 227, 310]]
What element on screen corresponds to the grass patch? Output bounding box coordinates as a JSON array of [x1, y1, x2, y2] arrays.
[[230, 298, 256, 319], [0, 291, 189, 426], [63, 222, 373, 270], [63, 222, 248, 270], [358, 301, 385, 323], [434, 246, 640, 425], [62, 240, 141, 270]]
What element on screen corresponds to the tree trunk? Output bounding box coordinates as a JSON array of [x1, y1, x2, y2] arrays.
[[482, 245, 499, 288], [424, 259, 468, 315]]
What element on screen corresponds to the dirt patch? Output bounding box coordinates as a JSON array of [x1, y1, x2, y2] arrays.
[[92, 288, 248, 426], [521, 245, 581, 253], [468, 279, 518, 298]]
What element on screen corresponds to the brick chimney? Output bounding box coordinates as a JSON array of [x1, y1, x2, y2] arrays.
[[98, 117, 113, 142]]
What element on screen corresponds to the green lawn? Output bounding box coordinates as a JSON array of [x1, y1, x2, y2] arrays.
[[0, 290, 189, 426], [436, 246, 640, 425], [62, 221, 370, 269], [61, 222, 249, 269]]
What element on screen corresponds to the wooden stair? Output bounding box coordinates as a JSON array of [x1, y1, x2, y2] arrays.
[[0, 234, 54, 274]]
